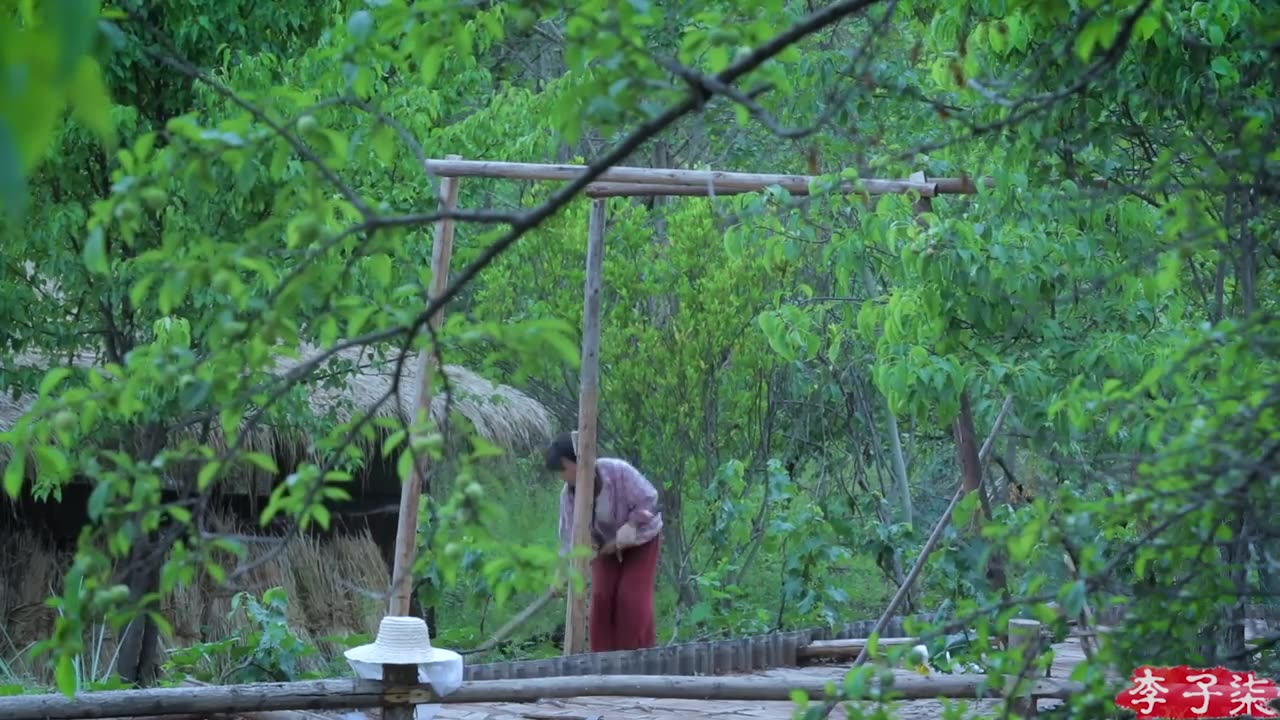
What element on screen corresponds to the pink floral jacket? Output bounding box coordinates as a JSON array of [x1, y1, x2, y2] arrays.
[[558, 457, 663, 555]]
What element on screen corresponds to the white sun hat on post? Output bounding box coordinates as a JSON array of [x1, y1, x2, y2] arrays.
[[344, 616, 464, 720]]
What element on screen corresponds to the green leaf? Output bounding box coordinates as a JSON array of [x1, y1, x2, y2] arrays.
[[1134, 13, 1160, 41], [369, 253, 393, 286], [68, 57, 116, 148], [371, 125, 396, 164], [34, 446, 69, 482], [0, 118, 26, 217], [55, 654, 77, 696], [420, 45, 446, 86], [197, 461, 221, 491], [88, 480, 111, 521], [148, 611, 174, 638], [4, 454, 26, 498], [52, 0, 99, 79], [39, 367, 73, 396], [348, 10, 373, 43], [1206, 24, 1224, 47], [311, 503, 332, 530], [82, 227, 108, 274], [1210, 56, 1232, 76], [243, 452, 280, 475], [1061, 580, 1087, 617]]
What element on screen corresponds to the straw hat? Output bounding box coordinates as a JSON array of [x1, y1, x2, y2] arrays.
[[344, 616, 455, 665]]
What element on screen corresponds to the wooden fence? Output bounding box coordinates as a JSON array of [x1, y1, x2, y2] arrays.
[[0, 618, 1086, 720]]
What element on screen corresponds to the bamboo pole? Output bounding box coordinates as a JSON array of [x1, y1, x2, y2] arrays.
[[583, 179, 937, 198], [1061, 551, 1098, 660], [564, 198, 608, 654], [423, 157, 988, 196], [797, 636, 1002, 662], [461, 590, 555, 656], [0, 673, 1085, 720], [388, 153, 462, 616]]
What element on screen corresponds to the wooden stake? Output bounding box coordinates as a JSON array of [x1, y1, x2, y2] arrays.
[[0, 673, 1085, 719], [388, 153, 462, 617], [565, 198, 607, 654], [382, 664, 419, 720], [1007, 619, 1042, 719]]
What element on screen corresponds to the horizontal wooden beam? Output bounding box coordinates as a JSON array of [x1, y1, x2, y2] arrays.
[[0, 672, 1086, 720], [583, 179, 937, 198], [797, 636, 1007, 662], [425, 158, 984, 196]]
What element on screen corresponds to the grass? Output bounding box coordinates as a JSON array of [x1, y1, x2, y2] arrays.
[[432, 476, 898, 661]]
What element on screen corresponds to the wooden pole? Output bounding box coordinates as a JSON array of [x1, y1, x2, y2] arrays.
[[0, 673, 1085, 719], [1061, 551, 1098, 660], [423, 157, 987, 195], [584, 179, 937, 198], [564, 198, 607, 654], [388, 153, 462, 617], [797, 636, 1001, 662], [1007, 619, 1043, 719]]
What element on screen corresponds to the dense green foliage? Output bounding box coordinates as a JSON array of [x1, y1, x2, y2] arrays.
[[2, 0, 1278, 717]]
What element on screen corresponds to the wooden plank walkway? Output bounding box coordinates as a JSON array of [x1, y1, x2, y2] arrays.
[[431, 637, 1091, 720]]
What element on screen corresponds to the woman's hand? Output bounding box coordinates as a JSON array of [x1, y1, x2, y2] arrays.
[[598, 542, 622, 561]]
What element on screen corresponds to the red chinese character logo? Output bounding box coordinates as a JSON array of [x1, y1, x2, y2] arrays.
[[1228, 671, 1280, 718], [1115, 666, 1280, 719]]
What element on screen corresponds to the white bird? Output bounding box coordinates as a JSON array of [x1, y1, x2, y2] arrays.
[[905, 644, 931, 675]]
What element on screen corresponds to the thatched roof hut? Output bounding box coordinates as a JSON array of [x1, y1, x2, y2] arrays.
[[0, 341, 558, 683], [0, 341, 554, 492]]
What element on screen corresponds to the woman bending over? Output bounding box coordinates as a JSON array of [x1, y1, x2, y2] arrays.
[[546, 431, 663, 652]]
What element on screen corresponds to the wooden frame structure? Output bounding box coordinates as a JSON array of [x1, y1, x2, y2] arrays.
[[387, 155, 986, 656]]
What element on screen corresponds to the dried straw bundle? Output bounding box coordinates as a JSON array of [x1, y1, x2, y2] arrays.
[[0, 521, 391, 685]]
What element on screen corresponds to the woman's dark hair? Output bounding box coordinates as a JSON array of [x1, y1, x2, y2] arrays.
[[544, 431, 577, 471]]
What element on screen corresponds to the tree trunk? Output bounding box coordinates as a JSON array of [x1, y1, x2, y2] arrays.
[[117, 542, 161, 687], [953, 393, 1008, 600], [1218, 511, 1249, 666]]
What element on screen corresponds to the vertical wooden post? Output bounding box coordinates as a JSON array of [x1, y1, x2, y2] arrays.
[[565, 198, 607, 655], [388, 153, 463, 617], [382, 664, 419, 720], [909, 170, 932, 217], [1007, 618, 1041, 719]]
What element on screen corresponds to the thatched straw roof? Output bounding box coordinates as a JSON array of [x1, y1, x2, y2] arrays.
[[272, 343, 554, 454], [0, 342, 553, 491]]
